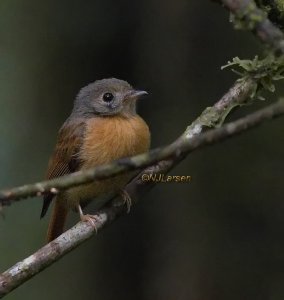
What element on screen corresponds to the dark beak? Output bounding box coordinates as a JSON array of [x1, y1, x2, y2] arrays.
[[126, 90, 148, 101]]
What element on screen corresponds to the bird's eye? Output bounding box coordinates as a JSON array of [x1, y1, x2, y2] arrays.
[[103, 92, 114, 102]]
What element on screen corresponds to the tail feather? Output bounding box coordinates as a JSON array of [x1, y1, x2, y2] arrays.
[[40, 193, 54, 219], [47, 196, 68, 243]]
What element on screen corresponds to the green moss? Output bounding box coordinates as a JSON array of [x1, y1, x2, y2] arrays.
[[184, 104, 242, 134], [275, 0, 284, 13], [231, 2, 267, 30], [255, 0, 284, 27], [197, 107, 221, 127], [222, 54, 284, 99]]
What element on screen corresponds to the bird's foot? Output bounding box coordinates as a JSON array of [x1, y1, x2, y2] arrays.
[[119, 189, 132, 213], [78, 205, 100, 233]]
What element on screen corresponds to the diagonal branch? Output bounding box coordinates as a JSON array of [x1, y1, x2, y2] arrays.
[[255, 0, 284, 29], [0, 78, 256, 207], [1, 100, 284, 298], [0, 1, 284, 299], [123, 77, 256, 201], [213, 0, 284, 54]]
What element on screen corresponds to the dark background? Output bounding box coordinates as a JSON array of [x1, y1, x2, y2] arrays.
[[0, 1, 284, 299]]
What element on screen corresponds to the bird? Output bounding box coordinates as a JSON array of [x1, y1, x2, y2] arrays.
[[41, 78, 151, 242]]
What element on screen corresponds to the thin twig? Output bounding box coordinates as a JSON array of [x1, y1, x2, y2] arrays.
[[1, 100, 284, 298]]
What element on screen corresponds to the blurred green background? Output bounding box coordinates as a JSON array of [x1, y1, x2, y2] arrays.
[[1, 1, 284, 299]]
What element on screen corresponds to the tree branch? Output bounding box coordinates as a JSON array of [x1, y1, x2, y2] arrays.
[[255, 0, 284, 29], [124, 77, 256, 201], [213, 0, 284, 54], [0, 1, 283, 298], [1, 100, 284, 298], [0, 78, 256, 207]]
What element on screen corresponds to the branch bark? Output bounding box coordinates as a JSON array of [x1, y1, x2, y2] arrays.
[[124, 78, 256, 201], [255, 0, 284, 29], [1, 2, 284, 297], [1, 100, 284, 298], [0, 78, 256, 207], [213, 0, 284, 54]]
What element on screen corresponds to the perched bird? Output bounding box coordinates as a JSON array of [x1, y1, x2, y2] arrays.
[[41, 78, 150, 242]]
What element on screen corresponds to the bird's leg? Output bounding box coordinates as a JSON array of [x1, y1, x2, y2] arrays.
[[118, 189, 132, 213], [77, 204, 101, 232]]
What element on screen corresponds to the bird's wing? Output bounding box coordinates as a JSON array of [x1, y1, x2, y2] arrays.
[[40, 119, 86, 218]]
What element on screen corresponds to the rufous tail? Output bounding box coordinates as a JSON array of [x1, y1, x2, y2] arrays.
[[47, 196, 68, 243]]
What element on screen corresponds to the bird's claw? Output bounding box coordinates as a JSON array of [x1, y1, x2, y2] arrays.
[[80, 214, 101, 233], [78, 204, 101, 233], [119, 189, 132, 213]]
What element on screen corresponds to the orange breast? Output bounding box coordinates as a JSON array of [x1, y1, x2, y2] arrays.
[[65, 114, 150, 210], [80, 115, 150, 168]]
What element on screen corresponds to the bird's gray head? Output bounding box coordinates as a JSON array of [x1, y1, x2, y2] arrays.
[[72, 78, 148, 117]]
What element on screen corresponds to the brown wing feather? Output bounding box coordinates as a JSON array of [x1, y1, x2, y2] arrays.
[[40, 119, 86, 218]]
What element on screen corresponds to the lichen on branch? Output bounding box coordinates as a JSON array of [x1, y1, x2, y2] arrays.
[[222, 54, 284, 98], [216, 0, 284, 54], [255, 0, 284, 28]]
